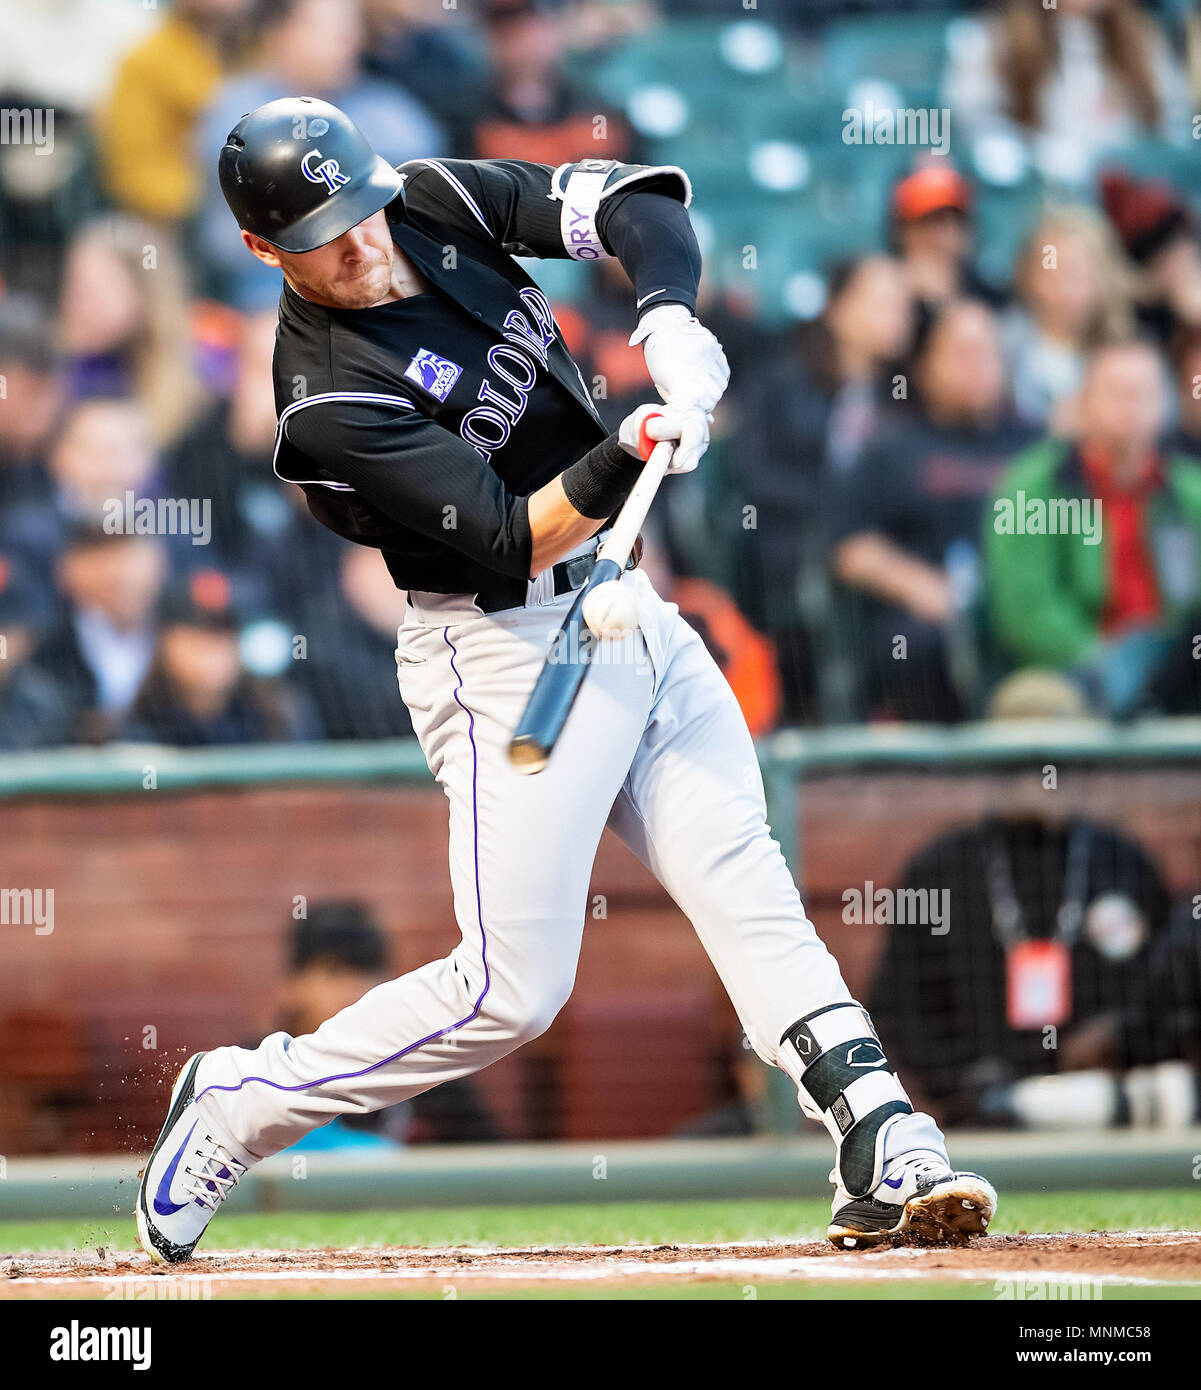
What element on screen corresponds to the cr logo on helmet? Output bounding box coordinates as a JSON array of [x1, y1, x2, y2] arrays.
[[301, 149, 350, 196]]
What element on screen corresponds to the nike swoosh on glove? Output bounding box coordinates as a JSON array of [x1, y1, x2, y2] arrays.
[[629, 303, 730, 413], [618, 402, 709, 475]]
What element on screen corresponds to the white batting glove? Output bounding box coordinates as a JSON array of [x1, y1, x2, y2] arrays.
[[628, 303, 730, 413], [618, 402, 709, 475]]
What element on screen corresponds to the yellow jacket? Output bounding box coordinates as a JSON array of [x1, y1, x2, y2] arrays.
[[98, 16, 223, 221]]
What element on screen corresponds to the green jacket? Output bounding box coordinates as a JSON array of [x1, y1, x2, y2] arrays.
[[984, 439, 1201, 668]]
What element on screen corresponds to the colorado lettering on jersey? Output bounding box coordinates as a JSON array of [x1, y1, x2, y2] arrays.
[[459, 287, 559, 460]]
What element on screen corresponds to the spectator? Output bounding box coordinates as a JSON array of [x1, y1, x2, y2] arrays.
[[463, 0, 636, 164], [98, 0, 254, 223], [890, 162, 1003, 335], [675, 575, 782, 737], [944, 0, 1191, 185], [869, 808, 1174, 1127], [1001, 205, 1133, 433], [830, 299, 1037, 721], [35, 528, 166, 743], [1115, 898, 1201, 1081], [272, 901, 501, 1148], [0, 99, 101, 302], [674, 1027, 770, 1139], [733, 255, 914, 719], [562, 0, 657, 53], [0, 1, 153, 115], [986, 337, 1201, 716], [1167, 327, 1201, 464], [636, 529, 782, 738], [0, 297, 59, 535], [362, 0, 487, 137], [292, 545, 415, 741], [985, 667, 1092, 722], [48, 398, 159, 526], [197, 0, 445, 307], [0, 0, 148, 292], [166, 309, 292, 584], [1101, 169, 1201, 347], [57, 216, 205, 447], [122, 569, 315, 745], [0, 552, 71, 750], [43, 399, 166, 577]]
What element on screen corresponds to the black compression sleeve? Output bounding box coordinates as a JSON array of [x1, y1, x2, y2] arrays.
[[598, 190, 701, 317], [560, 432, 643, 520]]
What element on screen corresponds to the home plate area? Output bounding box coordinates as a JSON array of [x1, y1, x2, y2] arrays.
[[5, 1232, 1201, 1298]]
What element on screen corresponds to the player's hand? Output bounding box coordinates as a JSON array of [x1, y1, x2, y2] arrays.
[[618, 402, 709, 475], [628, 304, 730, 413]]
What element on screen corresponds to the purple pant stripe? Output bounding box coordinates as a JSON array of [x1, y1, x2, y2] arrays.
[[194, 627, 489, 1105]]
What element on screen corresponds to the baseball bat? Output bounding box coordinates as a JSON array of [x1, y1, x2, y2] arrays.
[[507, 420, 675, 774]]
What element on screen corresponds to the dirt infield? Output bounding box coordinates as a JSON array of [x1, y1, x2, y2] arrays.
[[4, 1231, 1200, 1297]]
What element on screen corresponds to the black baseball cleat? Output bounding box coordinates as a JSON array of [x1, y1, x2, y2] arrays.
[[827, 1152, 997, 1250], [136, 1052, 248, 1265]]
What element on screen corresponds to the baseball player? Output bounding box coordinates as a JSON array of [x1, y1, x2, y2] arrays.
[[137, 97, 995, 1263]]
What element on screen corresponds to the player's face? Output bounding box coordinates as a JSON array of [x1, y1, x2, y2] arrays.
[[242, 211, 397, 309]]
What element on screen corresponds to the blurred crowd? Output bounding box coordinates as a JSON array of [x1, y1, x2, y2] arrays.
[[2, 0, 1201, 751]]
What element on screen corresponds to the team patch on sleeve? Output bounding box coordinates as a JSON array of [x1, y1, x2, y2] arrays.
[[404, 348, 464, 402]]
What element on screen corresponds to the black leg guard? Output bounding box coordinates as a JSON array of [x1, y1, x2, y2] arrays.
[[780, 1001, 913, 1198]]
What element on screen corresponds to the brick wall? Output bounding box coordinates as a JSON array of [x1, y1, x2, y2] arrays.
[[1, 763, 1197, 1153]]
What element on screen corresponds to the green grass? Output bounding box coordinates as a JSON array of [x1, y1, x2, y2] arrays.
[[0, 1188, 1197, 1258]]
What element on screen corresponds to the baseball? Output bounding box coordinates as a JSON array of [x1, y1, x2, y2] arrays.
[[582, 579, 639, 639]]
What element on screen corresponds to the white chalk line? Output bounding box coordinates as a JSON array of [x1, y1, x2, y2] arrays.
[[7, 1231, 1199, 1290], [228, 1229, 1201, 1259], [10, 1262, 1196, 1289], [10, 1258, 1201, 1290]]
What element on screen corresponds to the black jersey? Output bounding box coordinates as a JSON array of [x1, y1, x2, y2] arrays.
[[269, 156, 695, 604]]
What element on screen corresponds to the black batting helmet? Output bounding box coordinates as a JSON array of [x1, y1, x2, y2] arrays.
[[218, 97, 406, 253]]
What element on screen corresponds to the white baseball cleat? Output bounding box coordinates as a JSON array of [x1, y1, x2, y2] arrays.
[[136, 1052, 248, 1265], [826, 1150, 997, 1250]]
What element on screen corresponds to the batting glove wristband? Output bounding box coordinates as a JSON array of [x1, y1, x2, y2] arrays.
[[618, 402, 709, 475], [628, 303, 730, 414]]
